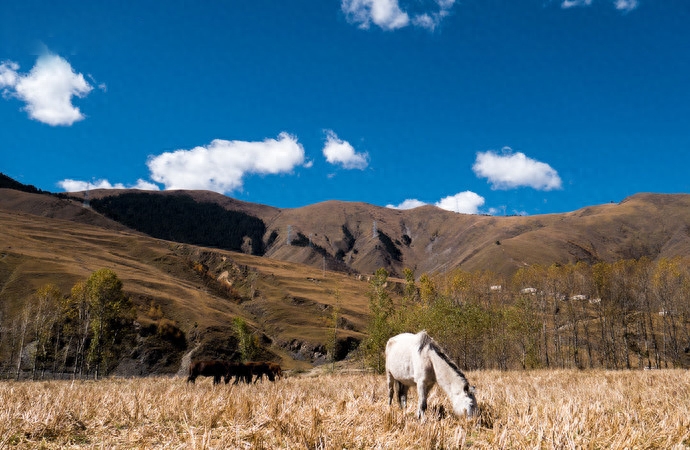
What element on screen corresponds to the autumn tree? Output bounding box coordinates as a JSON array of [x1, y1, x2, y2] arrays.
[[62, 281, 93, 377], [85, 269, 135, 379], [629, 257, 658, 369], [326, 289, 341, 370], [30, 284, 61, 378], [363, 268, 395, 373], [14, 303, 32, 380], [652, 258, 687, 367], [513, 264, 551, 367], [233, 317, 259, 362]]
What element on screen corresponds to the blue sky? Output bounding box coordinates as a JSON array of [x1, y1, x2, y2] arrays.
[[1, 0, 688, 215]]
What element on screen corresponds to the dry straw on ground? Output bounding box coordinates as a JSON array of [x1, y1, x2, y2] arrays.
[[1, 369, 688, 449]]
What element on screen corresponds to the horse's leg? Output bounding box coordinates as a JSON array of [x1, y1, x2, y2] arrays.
[[387, 371, 395, 406], [398, 383, 409, 408], [416, 381, 429, 419], [213, 375, 221, 384]]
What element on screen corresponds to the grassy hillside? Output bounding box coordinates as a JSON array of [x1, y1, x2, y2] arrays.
[[0, 192, 375, 375], [71, 188, 690, 278]]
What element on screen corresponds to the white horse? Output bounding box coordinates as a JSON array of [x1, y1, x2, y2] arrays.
[[385, 331, 477, 419]]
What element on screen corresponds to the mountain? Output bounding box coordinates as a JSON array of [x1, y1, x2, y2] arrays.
[[0, 187, 370, 375], [76, 187, 690, 278], [2, 175, 690, 375]]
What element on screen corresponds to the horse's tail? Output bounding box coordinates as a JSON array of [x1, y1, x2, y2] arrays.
[[417, 330, 433, 353]]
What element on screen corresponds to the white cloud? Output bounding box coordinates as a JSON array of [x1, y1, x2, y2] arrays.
[[435, 191, 485, 214], [614, 0, 638, 12], [0, 61, 20, 88], [342, 0, 409, 30], [0, 54, 94, 126], [387, 191, 485, 214], [386, 198, 427, 210], [560, 0, 638, 11], [131, 179, 162, 190], [411, 4, 452, 31], [147, 132, 306, 193], [561, 0, 593, 8], [58, 178, 160, 192], [473, 147, 562, 191], [341, 0, 455, 31], [322, 130, 369, 170]]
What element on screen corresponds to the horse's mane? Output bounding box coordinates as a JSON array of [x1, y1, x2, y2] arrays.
[[417, 330, 469, 383], [417, 330, 434, 353]]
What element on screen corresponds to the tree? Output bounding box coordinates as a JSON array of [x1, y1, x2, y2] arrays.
[[326, 289, 342, 371], [14, 303, 31, 380], [652, 258, 686, 367], [363, 268, 395, 373], [85, 269, 134, 379], [505, 294, 542, 369], [30, 284, 61, 378], [64, 281, 92, 377], [630, 258, 658, 369], [418, 273, 436, 306], [513, 264, 550, 368], [392, 268, 421, 333], [402, 268, 418, 304], [233, 317, 259, 362]]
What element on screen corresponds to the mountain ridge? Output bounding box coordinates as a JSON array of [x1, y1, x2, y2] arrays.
[[6, 177, 689, 278]]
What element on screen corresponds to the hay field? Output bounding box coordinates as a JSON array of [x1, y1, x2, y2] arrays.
[[1, 370, 689, 449]]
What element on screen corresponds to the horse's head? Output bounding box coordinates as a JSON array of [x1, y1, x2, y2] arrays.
[[452, 384, 477, 417]]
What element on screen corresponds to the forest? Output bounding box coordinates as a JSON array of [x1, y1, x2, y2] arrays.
[[363, 257, 690, 372], [2, 254, 689, 380], [0, 269, 138, 380]]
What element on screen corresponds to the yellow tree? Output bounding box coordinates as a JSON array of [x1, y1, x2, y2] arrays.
[[652, 258, 685, 367], [233, 317, 259, 362], [513, 264, 551, 367], [363, 268, 394, 373], [30, 284, 61, 378], [86, 269, 135, 379], [63, 281, 92, 377]]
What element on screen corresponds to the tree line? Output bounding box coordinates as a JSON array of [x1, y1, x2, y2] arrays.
[[0, 172, 49, 195], [363, 257, 690, 372], [0, 269, 136, 380]]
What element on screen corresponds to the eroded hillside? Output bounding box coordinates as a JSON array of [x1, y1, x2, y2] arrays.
[[79, 189, 690, 278], [0, 191, 374, 375]]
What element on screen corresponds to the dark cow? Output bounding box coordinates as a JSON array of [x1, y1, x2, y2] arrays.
[[187, 360, 230, 385], [226, 361, 253, 385], [246, 361, 276, 383], [267, 362, 283, 380]]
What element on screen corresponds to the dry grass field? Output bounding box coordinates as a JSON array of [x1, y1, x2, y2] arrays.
[[1, 369, 688, 449]]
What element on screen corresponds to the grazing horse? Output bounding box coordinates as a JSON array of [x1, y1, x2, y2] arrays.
[[385, 331, 477, 419], [187, 360, 230, 385]]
